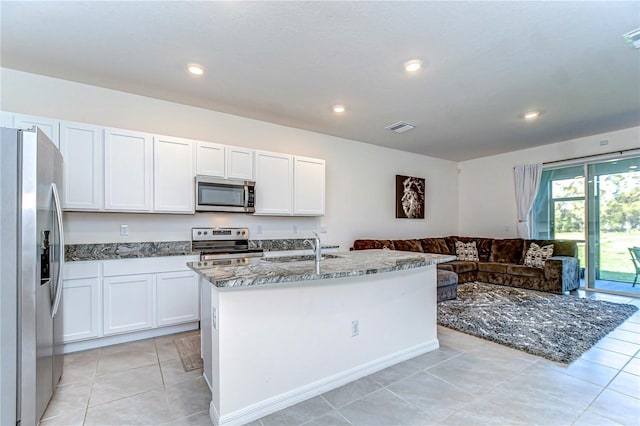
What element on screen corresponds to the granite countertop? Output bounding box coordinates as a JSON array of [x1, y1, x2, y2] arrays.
[[188, 249, 456, 289], [65, 241, 195, 261], [64, 239, 340, 262]]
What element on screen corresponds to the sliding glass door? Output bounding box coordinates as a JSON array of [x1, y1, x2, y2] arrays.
[[534, 156, 639, 296]]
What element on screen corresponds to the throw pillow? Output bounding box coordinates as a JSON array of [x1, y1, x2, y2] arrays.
[[524, 243, 554, 268], [455, 241, 479, 261]]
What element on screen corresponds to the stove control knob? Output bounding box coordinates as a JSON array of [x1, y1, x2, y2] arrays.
[[204, 231, 208, 235], [197, 231, 202, 235]]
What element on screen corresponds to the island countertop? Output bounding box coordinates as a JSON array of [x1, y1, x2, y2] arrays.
[[188, 249, 456, 288]]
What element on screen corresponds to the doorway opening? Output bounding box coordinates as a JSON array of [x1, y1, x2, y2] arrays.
[[533, 156, 640, 297]]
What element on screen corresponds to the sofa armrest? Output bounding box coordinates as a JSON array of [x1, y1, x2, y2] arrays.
[[544, 256, 580, 293]]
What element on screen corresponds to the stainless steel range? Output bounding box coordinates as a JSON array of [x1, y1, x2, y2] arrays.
[[191, 227, 263, 262]]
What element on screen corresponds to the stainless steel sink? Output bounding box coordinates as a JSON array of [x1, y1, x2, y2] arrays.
[[262, 254, 342, 263]]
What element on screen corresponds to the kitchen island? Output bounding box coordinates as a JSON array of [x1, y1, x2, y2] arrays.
[[188, 250, 455, 426]]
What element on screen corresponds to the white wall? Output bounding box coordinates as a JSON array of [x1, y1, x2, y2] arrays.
[[0, 68, 459, 249], [458, 126, 640, 237]]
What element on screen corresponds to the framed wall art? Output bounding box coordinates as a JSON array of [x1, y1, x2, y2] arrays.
[[396, 175, 425, 219]]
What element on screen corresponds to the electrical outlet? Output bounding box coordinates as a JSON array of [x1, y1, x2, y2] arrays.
[[120, 224, 128, 236], [293, 225, 298, 234], [257, 225, 263, 234], [351, 320, 359, 337], [320, 225, 328, 233]]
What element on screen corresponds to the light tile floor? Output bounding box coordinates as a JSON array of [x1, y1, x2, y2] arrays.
[[42, 293, 640, 426]]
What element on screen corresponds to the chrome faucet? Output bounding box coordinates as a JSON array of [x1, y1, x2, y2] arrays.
[[305, 232, 322, 264]]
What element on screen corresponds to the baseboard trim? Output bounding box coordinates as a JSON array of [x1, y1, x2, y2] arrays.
[[62, 322, 199, 353], [210, 339, 439, 426]]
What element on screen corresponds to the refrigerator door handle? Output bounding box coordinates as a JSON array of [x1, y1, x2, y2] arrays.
[[50, 182, 64, 318]]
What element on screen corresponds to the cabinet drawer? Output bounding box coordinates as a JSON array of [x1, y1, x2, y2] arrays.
[[64, 261, 100, 279], [102, 256, 198, 276]]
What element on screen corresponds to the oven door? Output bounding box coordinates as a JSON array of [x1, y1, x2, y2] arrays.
[[195, 176, 255, 213]]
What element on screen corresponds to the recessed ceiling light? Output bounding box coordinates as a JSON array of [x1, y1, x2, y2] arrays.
[[332, 105, 346, 113], [404, 60, 423, 72], [524, 111, 540, 120], [188, 65, 204, 75]]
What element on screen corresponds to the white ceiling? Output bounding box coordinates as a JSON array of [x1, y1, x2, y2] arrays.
[[1, 1, 639, 161]]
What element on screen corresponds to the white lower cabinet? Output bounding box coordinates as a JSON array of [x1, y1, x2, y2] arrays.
[[103, 274, 154, 335], [157, 271, 199, 326], [62, 261, 101, 342], [62, 256, 199, 346]]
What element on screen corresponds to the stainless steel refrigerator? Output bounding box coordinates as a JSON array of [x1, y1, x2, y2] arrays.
[[0, 127, 65, 426]]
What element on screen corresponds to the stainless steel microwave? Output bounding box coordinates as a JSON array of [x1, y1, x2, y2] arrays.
[[195, 176, 255, 213]]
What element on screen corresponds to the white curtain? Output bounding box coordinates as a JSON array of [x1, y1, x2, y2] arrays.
[[514, 164, 542, 238]]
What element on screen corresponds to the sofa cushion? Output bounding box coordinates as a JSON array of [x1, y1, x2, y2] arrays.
[[450, 237, 493, 262], [352, 239, 395, 250], [523, 243, 554, 268], [445, 261, 478, 274], [455, 241, 479, 261], [506, 264, 545, 278], [420, 238, 450, 254], [489, 239, 525, 264], [524, 240, 578, 258], [437, 269, 458, 288], [393, 239, 424, 252], [477, 262, 508, 274]]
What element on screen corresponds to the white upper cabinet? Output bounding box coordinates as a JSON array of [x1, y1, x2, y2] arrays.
[[293, 156, 326, 216], [12, 113, 60, 148], [255, 151, 326, 216], [154, 135, 194, 213], [196, 142, 254, 180], [196, 141, 226, 177], [60, 121, 104, 210], [226, 146, 254, 180], [104, 128, 153, 211], [254, 151, 294, 215]]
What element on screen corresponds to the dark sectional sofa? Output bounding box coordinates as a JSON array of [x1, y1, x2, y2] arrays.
[[352, 236, 580, 294]]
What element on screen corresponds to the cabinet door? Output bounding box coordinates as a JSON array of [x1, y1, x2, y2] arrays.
[[293, 156, 326, 216], [60, 121, 104, 210], [254, 151, 293, 215], [196, 141, 225, 177], [13, 113, 60, 148], [62, 278, 100, 342], [227, 146, 254, 180], [157, 271, 200, 326], [154, 136, 194, 213], [103, 274, 154, 335], [104, 128, 152, 211]]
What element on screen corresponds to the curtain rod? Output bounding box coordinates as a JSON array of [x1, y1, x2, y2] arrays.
[[542, 147, 640, 166]]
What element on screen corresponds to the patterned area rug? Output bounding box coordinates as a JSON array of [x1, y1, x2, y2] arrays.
[[437, 282, 638, 364], [174, 334, 203, 372]]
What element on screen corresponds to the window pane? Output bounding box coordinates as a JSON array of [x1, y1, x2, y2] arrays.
[[553, 200, 585, 234], [552, 177, 585, 198]]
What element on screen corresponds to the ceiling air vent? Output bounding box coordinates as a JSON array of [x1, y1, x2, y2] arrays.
[[385, 121, 415, 133], [623, 28, 640, 49]]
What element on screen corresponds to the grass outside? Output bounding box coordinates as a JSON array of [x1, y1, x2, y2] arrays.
[[555, 231, 640, 283]]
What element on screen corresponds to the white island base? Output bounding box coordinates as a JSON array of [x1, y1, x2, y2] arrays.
[[200, 264, 439, 426]]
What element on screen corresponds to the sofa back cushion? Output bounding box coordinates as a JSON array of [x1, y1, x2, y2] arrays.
[[393, 239, 424, 252], [489, 238, 525, 263], [420, 238, 451, 254], [449, 237, 493, 262], [352, 239, 395, 250], [524, 240, 578, 258]]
